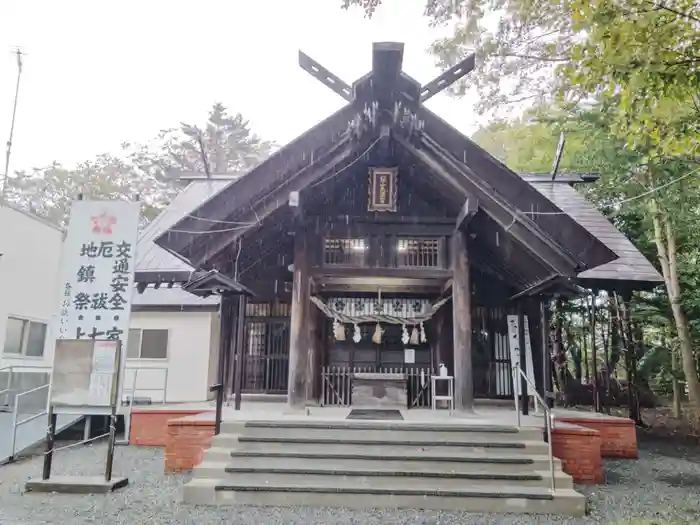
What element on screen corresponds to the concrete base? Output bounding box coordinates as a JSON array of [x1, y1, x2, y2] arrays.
[[24, 476, 129, 494]]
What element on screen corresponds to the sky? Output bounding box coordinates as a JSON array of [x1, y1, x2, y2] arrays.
[[0, 0, 483, 175]]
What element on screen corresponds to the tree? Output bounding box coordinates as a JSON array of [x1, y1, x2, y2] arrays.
[[342, 1, 700, 135], [342, 0, 700, 420], [474, 109, 700, 418], [3, 103, 275, 226]]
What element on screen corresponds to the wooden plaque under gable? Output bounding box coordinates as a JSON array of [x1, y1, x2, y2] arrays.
[[368, 167, 398, 212]]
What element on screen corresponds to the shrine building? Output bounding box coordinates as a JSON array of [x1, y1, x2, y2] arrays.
[[142, 42, 662, 412]]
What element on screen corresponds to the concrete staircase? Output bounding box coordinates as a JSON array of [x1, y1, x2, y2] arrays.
[[183, 419, 586, 516]]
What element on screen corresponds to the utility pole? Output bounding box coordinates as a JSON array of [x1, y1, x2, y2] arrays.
[[1, 48, 25, 205]]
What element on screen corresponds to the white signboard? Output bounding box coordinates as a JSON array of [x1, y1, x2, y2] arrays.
[[506, 315, 536, 398], [404, 348, 415, 364], [51, 339, 120, 407], [53, 200, 139, 411]]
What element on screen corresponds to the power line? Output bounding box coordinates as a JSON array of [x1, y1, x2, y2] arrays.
[[523, 164, 700, 217]]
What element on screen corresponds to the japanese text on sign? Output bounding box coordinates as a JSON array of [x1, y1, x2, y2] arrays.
[[55, 201, 140, 344]]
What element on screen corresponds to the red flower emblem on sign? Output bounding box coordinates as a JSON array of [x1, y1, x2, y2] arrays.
[[91, 212, 117, 235]]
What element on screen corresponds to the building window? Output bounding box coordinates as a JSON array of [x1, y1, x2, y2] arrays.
[[394, 238, 442, 268], [245, 302, 290, 317], [127, 329, 168, 359], [323, 238, 368, 266], [3, 317, 47, 357]]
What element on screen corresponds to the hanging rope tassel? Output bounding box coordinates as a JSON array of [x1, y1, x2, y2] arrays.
[[353, 323, 362, 343], [333, 318, 345, 341], [401, 324, 409, 345], [372, 323, 383, 344], [409, 325, 419, 345]]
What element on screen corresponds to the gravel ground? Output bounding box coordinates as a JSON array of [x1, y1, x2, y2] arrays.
[[1, 436, 699, 525]]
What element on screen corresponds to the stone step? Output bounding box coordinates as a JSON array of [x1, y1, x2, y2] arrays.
[[206, 449, 562, 473], [232, 420, 543, 442], [182, 478, 586, 516], [192, 462, 572, 489], [211, 434, 550, 455]]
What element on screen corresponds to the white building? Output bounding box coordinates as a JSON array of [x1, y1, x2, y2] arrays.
[[126, 178, 235, 404], [0, 204, 63, 371], [1, 179, 234, 405]]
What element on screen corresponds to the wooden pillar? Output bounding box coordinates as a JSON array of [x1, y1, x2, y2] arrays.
[[288, 228, 311, 409], [213, 294, 233, 434], [451, 230, 473, 412], [306, 299, 320, 402], [232, 294, 247, 411], [434, 306, 446, 370]]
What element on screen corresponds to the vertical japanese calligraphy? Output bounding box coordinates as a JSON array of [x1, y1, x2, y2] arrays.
[[368, 167, 398, 212], [53, 200, 140, 348]]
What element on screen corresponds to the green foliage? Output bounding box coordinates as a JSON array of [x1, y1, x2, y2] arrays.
[[472, 110, 700, 395], [2, 103, 274, 227], [340, 0, 700, 413]]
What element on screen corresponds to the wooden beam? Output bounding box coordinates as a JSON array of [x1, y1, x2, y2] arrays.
[[395, 134, 580, 276], [451, 230, 473, 412], [298, 51, 353, 102], [371, 43, 404, 107], [310, 266, 451, 280], [156, 105, 357, 258], [191, 137, 358, 269], [418, 109, 617, 270], [456, 196, 478, 231], [420, 53, 476, 103], [288, 228, 311, 409]]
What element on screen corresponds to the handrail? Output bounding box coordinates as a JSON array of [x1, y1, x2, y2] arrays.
[[512, 364, 556, 493], [10, 383, 50, 460], [1, 365, 51, 407], [120, 366, 169, 445]]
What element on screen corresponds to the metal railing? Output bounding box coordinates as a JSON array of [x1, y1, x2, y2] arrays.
[[121, 366, 169, 445], [0, 365, 51, 408], [512, 363, 556, 492], [9, 383, 50, 461]]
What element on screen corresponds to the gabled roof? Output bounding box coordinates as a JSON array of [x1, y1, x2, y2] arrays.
[[136, 178, 234, 272], [155, 42, 622, 294], [532, 182, 662, 288], [133, 179, 235, 307]]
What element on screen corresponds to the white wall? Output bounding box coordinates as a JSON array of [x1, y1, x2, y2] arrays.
[[0, 206, 63, 371], [126, 310, 218, 403]]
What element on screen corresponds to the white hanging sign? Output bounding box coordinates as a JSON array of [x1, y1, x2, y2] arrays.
[[404, 348, 415, 364], [506, 315, 536, 398]]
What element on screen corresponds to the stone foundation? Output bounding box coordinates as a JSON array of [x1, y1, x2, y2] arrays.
[[164, 416, 216, 472], [129, 409, 212, 446], [556, 416, 638, 459], [551, 424, 604, 484]]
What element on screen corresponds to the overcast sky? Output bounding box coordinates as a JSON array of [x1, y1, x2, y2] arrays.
[[0, 0, 482, 175]]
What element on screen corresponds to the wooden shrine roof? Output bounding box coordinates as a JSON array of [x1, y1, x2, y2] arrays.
[[531, 182, 663, 289], [133, 178, 236, 307], [153, 42, 658, 294]]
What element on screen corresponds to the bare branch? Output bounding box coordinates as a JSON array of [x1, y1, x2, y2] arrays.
[[502, 53, 570, 62], [642, 1, 700, 24]]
